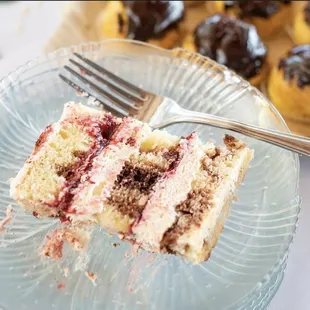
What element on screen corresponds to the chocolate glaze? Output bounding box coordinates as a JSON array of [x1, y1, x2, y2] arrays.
[[122, 1, 185, 41], [278, 45, 310, 88], [194, 14, 267, 79], [304, 2, 310, 25], [224, 1, 291, 19], [49, 116, 118, 212]]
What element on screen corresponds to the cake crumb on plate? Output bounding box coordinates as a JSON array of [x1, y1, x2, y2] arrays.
[[0, 205, 13, 235], [40, 226, 90, 260], [63, 267, 69, 278], [85, 271, 97, 286], [57, 281, 65, 290]]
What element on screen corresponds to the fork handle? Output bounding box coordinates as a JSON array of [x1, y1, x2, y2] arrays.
[[163, 108, 310, 156]]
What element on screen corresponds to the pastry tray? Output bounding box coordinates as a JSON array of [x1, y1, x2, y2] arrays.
[[186, 2, 309, 136]]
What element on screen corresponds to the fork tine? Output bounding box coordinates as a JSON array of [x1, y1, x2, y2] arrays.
[[63, 65, 138, 113], [69, 59, 143, 106], [73, 53, 148, 99], [59, 74, 127, 117]]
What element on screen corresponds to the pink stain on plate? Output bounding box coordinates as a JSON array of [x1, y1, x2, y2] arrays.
[[0, 205, 13, 235]]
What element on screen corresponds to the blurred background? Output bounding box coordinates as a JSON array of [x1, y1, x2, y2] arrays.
[[0, 1, 308, 136]]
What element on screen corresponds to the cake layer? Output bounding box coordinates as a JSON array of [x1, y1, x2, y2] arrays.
[[11, 102, 254, 264], [10, 102, 116, 218], [11, 103, 143, 220], [97, 129, 180, 233], [67, 117, 151, 220], [160, 135, 254, 263], [132, 132, 205, 252]]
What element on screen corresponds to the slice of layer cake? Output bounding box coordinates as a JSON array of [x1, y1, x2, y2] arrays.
[[11, 102, 253, 264], [160, 136, 253, 263], [97, 131, 204, 246], [10, 102, 150, 222]]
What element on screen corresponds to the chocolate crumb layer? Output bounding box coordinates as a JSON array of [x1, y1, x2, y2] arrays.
[[161, 188, 214, 251], [108, 162, 164, 218], [163, 149, 181, 171], [278, 45, 310, 88], [160, 215, 191, 253], [160, 145, 233, 252], [210, 147, 221, 160], [55, 151, 86, 179], [72, 150, 87, 159], [175, 189, 213, 224], [224, 134, 246, 151], [116, 162, 162, 193], [108, 145, 183, 218], [56, 164, 75, 179]]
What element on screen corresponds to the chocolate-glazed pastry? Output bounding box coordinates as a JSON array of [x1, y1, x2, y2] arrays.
[[278, 45, 310, 88], [183, 14, 268, 85], [268, 45, 310, 136], [124, 1, 184, 41], [294, 2, 310, 45], [207, 1, 292, 38], [96, 1, 185, 49]]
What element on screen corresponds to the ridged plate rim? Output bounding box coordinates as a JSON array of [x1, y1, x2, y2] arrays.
[[0, 39, 301, 309]]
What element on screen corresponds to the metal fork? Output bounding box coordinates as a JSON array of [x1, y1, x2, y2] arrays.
[[59, 52, 310, 156]]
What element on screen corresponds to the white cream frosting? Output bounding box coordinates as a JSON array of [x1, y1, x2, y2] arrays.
[[132, 133, 205, 252]]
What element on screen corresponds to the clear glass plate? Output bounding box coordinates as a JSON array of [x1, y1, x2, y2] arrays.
[[0, 40, 300, 310]]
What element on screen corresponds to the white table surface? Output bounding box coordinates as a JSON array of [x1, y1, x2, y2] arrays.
[[269, 156, 310, 310]]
